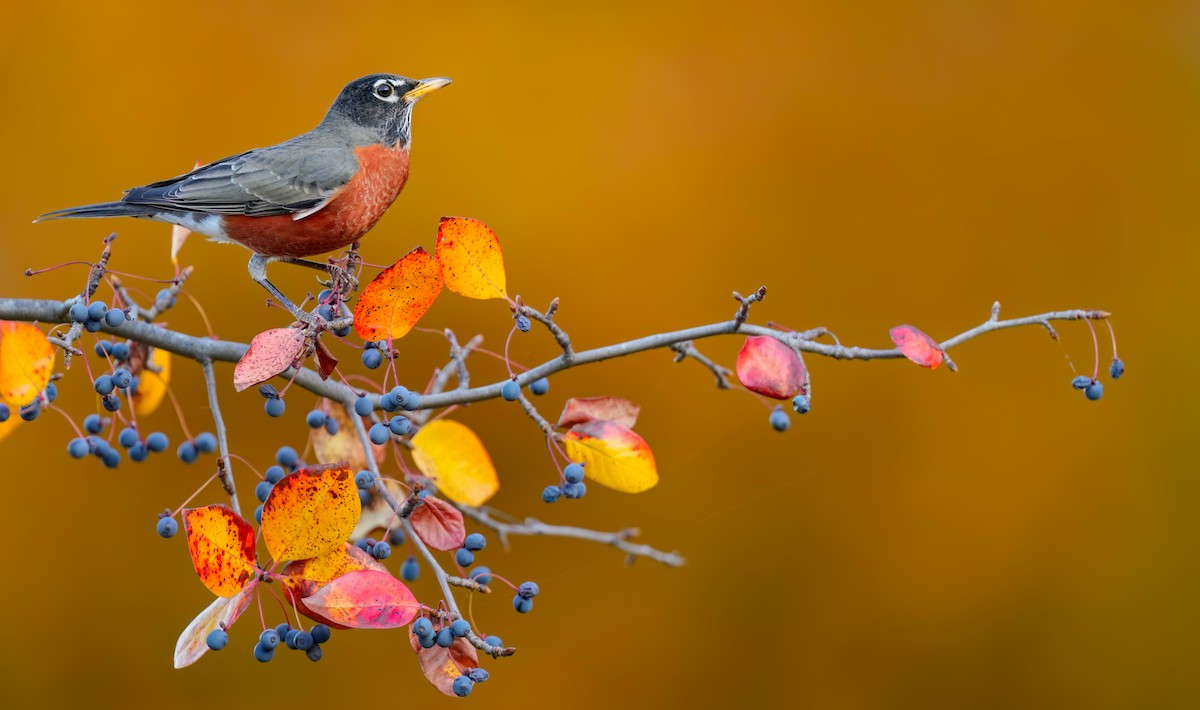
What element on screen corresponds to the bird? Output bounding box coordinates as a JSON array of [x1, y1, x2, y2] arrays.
[[37, 73, 451, 324]]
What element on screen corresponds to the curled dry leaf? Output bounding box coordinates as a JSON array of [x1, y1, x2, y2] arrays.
[[313, 338, 338, 380], [563, 419, 658, 493], [301, 569, 420, 629], [557, 396, 641, 429], [0, 321, 55, 407], [409, 626, 480, 697], [434, 216, 507, 299], [310, 398, 386, 471], [353, 245, 443, 341], [233, 327, 305, 392], [261, 463, 360, 563], [735, 335, 807, 399], [351, 478, 407, 540], [410, 494, 467, 551], [411, 420, 499, 507], [890, 325, 946, 369], [173, 581, 256, 669], [182, 505, 257, 597]]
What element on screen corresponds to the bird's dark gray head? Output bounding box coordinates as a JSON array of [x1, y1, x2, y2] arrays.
[[322, 74, 451, 149]]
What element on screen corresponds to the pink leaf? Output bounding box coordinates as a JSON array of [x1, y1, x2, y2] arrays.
[[409, 626, 479, 696], [233, 328, 305, 392], [557, 396, 641, 429], [890, 325, 945, 369], [409, 495, 466, 551], [301, 569, 420, 629], [735, 336, 807, 399]]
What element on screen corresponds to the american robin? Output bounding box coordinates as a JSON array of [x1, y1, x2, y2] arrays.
[[37, 73, 450, 323]]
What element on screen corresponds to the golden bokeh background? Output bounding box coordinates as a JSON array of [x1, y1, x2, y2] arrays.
[[0, 1, 1193, 707]]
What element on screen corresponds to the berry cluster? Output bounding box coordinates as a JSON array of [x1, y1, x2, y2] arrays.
[[512, 581, 538, 614], [456, 532, 487, 567], [543, 462, 586, 503], [68, 299, 128, 333], [206, 622, 332, 663], [67, 413, 169, 468], [411, 616, 491, 696], [1070, 357, 1125, 401], [305, 408, 339, 434], [176, 432, 218, 464]]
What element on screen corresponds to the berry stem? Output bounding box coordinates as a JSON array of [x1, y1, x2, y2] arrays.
[[1082, 314, 1100, 381]]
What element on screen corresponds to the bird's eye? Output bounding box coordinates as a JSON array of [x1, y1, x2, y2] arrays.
[[374, 83, 395, 99]]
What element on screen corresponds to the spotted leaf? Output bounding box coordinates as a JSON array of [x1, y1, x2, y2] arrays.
[[182, 505, 257, 597], [353, 246, 443, 340], [233, 327, 305, 392], [261, 463, 360, 562], [435, 217, 507, 299]]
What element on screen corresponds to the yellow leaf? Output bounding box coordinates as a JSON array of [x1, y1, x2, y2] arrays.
[[310, 398, 386, 471], [261, 463, 361, 562], [562, 419, 658, 493], [435, 217, 507, 300], [182, 505, 257, 597], [0, 322, 55, 406], [412, 420, 499, 507], [134, 347, 170, 416]]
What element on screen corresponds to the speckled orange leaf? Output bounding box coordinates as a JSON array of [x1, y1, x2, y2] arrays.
[[301, 569, 419, 629], [410, 627, 479, 697], [310, 398, 386, 471], [282, 543, 389, 629], [409, 495, 466, 551], [412, 420, 499, 507], [182, 505, 257, 597], [173, 580, 255, 668], [890, 325, 945, 369], [557, 396, 641, 429], [261, 463, 360, 562], [133, 347, 170, 416], [233, 327, 305, 392], [563, 419, 658, 493], [735, 335, 807, 399], [353, 246, 443, 340], [435, 217, 507, 299], [0, 321, 55, 407]]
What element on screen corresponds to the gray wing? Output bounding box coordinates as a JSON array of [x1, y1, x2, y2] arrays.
[[121, 139, 358, 218]]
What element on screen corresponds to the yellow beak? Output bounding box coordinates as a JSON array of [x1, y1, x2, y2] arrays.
[[404, 77, 452, 102]]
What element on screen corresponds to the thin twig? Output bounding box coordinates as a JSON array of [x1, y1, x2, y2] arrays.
[[669, 340, 733, 388], [201, 359, 240, 514]]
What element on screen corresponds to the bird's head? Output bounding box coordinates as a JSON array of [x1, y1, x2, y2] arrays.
[[323, 74, 451, 149]]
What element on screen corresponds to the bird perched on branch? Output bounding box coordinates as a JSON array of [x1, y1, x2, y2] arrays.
[[37, 73, 451, 324]]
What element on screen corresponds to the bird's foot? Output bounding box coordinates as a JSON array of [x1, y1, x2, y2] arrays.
[[319, 264, 359, 296]]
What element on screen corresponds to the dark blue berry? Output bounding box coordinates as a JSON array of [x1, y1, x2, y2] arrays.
[[769, 408, 790, 432], [259, 629, 280, 650], [293, 631, 313, 650], [83, 318, 103, 332], [388, 527, 405, 545], [129, 443, 148, 462], [464, 533, 486, 552], [371, 541, 391, 560], [483, 635, 503, 648], [354, 396, 373, 416], [310, 624, 331, 644], [99, 446, 120, 468], [500, 379, 520, 401], [1085, 382, 1104, 401], [83, 413, 103, 434], [177, 441, 198, 463], [358, 489, 371, 506], [146, 432, 168, 452], [470, 566, 493, 585], [19, 403, 40, 421], [455, 548, 475, 567], [194, 432, 217, 453], [369, 422, 390, 445], [355, 470, 374, 490], [395, 387, 420, 411], [157, 517, 178, 538], [435, 627, 454, 648], [205, 628, 228, 651], [517, 581, 539, 599], [418, 632, 436, 648], [563, 463, 585, 484], [402, 557, 419, 581], [68, 438, 89, 459], [94, 341, 112, 357], [305, 410, 326, 428], [128, 376, 139, 394], [467, 668, 490, 683], [265, 465, 286, 484], [515, 313, 531, 332], [94, 374, 114, 395], [354, 538, 372, 552], [0, 403, 9, 423], [264, 398, 286, 417], [44, 382, 57, 402], [275, 623, 291, 638], [118, 427, 139, 449], [792, 394, 811, 414], [562, 481, 586, 499], [255, 505, 264, 524], [305, 643, 323, 662], [361, 348, 383, 369], [69, 303, 89, 323], [323, 417, 338, 435], [104, 308, 125, 327], [110, 342, 130, 361], [512, 595, 533, 614], [87, 301, 107, 321], [276, 446, 298, 467], [100, 393, 120, 412], [285, 629, 299, 649], [452, 676, 474, 697], [1071, 375, 1092, 390], [253, 643, 274, 662], [389, 416, 411, 436], [379, 393, 399, 412], [542, 485, 562, 503], [413, 618, 434, 638], [317, 289, 333, 303], [111, 368, 132, 389], [450, 619, 470, 637], [255, 480, 274, 503], [1110, 358, 1125, 379], [530, 377, 549, 395]]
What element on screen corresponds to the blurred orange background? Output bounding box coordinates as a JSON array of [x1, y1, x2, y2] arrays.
[[0, 1, 1192, 707]]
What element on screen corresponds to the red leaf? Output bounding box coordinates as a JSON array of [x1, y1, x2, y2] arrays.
[[409, 626, 479, 697], [556, 396, 641, 429], [233, 327, 305, 392], [353, 246, 443, 340], [313, 339, 338, 380], [282, 544, 389, 628], [301, 569, 420, 629], [890, 325, 945, 369], [735, 336, 807, 399], [409, 495, 466, 551]]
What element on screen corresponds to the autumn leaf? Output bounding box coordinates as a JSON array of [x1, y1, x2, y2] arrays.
[[133, 347, 170, 416], [353, 246, 443, 340], [411, 420, 499, 507], [409, 628, 479, 697], [261, 463, 360, 562], [282, 544, 390, 628], [310, 398, 386, 471], [735, 335, 807, 399], [233, 327, 305, 392], [301, 569, 420, 629], [557, 396, 641, 429], [0, 321, 54, 407], [352, 479, 407, 539], [173, 581, 255, 668], [313, 338, 338, 380], [563, 419, 658, 493], [182, 505, 257, 597], [435, 217, 507, 300], [409, 495, 466, 551], [890, 325, 945, 369]]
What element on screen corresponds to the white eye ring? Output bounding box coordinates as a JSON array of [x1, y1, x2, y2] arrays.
[[372, 80, 399, 103]]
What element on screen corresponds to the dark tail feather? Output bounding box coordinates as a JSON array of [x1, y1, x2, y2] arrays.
[[34, 201, 158, 223]]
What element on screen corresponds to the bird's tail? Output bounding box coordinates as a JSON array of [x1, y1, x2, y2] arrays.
[[34, 202, 158, 223]]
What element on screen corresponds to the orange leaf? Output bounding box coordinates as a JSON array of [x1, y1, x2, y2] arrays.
[[0, 321, 55, 406], [435, 217, 507, 299], [301, 569, 420, 629], [183, 505, 257, 597], [353, 246, 443, 340], [557, 396, 641, 429], [409, 627, 479, 697], [411, 420, 499, 507], [173, 581, 256, 668], [233, 327, 305, 392], [890, 325, 945, 369], [282, 544, 389, 629], [735, 336, 807, 399], [563, 419, 658, 493], [261, 463, 360, 562], [310, 398, 386, 471], [409, 495, 466, 551], [133, 347, 170, 416]]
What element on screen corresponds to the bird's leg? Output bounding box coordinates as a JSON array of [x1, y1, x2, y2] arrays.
[[247, 254, 320, 328], [275, 256, 359, 296]]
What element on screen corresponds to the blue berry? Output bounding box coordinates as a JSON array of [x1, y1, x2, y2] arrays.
[[285, 629, 300, 649], [255, 480, 274, 503], [792, 394, 811, 414], [418, 631, 437, 648], [94, 341, 112, 357], [1071, 375, 1092, 390], [316, 304, 334, 321], [275, 623, 291, 638], [19, 403, 40, 421], [205, 628, 228, 651], [305, 643, 323, 662], [253, 643, 274, 663], [128, 376, 139, 394], [1110, 358, 1125, 379], [354, 538, 373, 552], [470, 566, 493, 585], [530, 377, 549, 395], [87, 301, 108, 321], [389, 416, 411, 436], [455, 548, 475, 567], [464, 533, 486, 552], [483, 635, 503, 648], [563, 463, 585, 484], [259, 629, 280, 650], [371, 541, 391, 560], [118, 427, 139, 449], [276, 446, 298, 467], [69, 303, 89, 323], [402, 556, 420, 581], [318, 289, 333, 302], [265, 465, 286, 484], [517, 581, 539, 599], [355, 470, 374, 490], [769, 408, 790, 432], [310, 624, 331, 644], [129, 443, 148, 462], [500, 379, 520, 401], [293, 631, 314, 650], [84, 318, 103, 332], [99, 446, 120, 468], [104, 308, 125, 327], [450, 619, 470, 637], [512, 595, 533, 614], [111, 368, 132, 389], [388, 527, 406, 545], [110, 342, 130, 360], [354, 396, 374, 416], [100, 393, 120, 412], [68, 437, 89, 459], [94, 374, 114, 395], [452, 675, 474, 697], [361, 348, 383, 369], [358, 489, 371, 506], [435, 627, 455, 648], [264, 398, 286, 417], [157, 517, 178, 538], [306, 410, 326, 428], [562, 481, 586, 499], [379, 393, 399, 412], [542, 485, 562, 503], [177, 441, 198, 464], [323, 417, 339, 435], [82, 413, 103, 434], [255, 505, 264, 524], [413, 618, 434, 638], [515, 314, 531, 332], [194, 432, 217, 453], [0, 403, 8, 423], [467, 668, 490, 683], [146, 432, 168, 452], [44, 382, 57, 402], [369, 422, 390, 445], [155, 289, 176, 309], [1085, 382, 1104, 401], [394, 387, 420, 411]]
